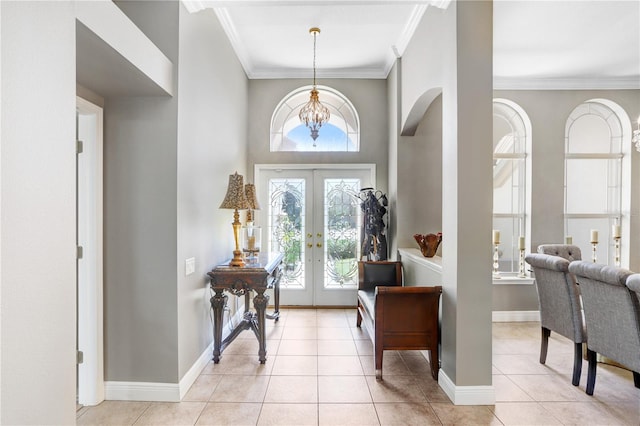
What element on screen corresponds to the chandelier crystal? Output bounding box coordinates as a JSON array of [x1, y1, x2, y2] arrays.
[[633, 116, 640, 152], [299, 27, 330, 144]]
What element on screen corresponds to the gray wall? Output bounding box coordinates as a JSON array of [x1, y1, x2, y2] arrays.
[[176, 6, 249, 379], [387, 62, 400, 258], [492, 89, 640, 311], [246, 79, 388, 193], [397, 94, 443, 250], [105, 2, 249, 383], [496, 89, 640, 266], [104, 95, 180, 382], [105, 0, 180, 383], [397, 1, 494, 389], [396, 86, 640, 314]]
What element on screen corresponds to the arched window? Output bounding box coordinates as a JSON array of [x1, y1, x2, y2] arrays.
[[564, 99, 631, 266], [493, 99, 532, 275], [270, 85, 360, 152]]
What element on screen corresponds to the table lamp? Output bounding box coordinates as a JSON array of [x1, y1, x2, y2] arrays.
[[243, 183, 262, 262], [244, 183, 261, 224], [220, 172, 249, 267]]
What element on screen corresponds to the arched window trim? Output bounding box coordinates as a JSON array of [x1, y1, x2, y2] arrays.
[[270, 85, 360, 152], [493, 98, 532, 276], [564, 99, 633, 267]]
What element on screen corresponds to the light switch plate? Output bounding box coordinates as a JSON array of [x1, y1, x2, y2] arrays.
[[185, 257, 195, 276]]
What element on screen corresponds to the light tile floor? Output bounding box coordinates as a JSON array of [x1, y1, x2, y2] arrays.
[[77, 308, 640, 425]]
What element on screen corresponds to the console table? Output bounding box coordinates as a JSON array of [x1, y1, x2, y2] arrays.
[[207, 252, 283, 364]]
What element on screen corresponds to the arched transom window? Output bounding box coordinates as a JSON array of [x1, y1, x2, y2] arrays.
[[270, 85, 360, 152]]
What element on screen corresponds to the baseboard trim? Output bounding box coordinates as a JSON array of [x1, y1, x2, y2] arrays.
[[105, 343, 214, 403], [105, 381, 181, 402], [106, 308, 533, 402], [438, 370, 496, 405], [492, 310, 540, 322], [105, 308, 246, 402], [179, 341, 214, 400]]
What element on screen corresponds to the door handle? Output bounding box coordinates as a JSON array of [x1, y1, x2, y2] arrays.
[[307, 243, 313, 248], [317, 233, 322, 238], [307, 233, 313, 238], [316, 243, 322, 248]]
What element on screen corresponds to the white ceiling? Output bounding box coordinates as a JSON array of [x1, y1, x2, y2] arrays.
[[184, 0, 639, 89]]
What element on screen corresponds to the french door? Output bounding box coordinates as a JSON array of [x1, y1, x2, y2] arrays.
[[256, 165, 375, 306]]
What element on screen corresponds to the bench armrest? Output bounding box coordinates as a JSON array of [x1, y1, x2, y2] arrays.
[[376, 285, 442, 295]]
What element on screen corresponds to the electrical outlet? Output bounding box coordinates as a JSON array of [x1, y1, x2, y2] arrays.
[[185, 257, 195, 276]]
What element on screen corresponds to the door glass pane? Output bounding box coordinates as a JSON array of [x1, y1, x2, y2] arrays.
[[268, 178, 305, 289], [324, 178, 360, 289]]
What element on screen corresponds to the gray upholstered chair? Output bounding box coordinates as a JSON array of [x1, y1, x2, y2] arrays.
[[537, 244, 582, 261], [568, 262, 639, 396], [525, 253, 586, 386]]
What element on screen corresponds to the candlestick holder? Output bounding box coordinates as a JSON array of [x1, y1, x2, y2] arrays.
[[614, 236, 621, 267], [518, 248, 526, 278], [591, 241, 598, 263], [492, 243, 501, 279], [242, 225, 262, 264]]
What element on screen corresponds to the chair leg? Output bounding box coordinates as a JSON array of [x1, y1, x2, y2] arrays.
[[540, 327, 550, 364], [571, 342, 582, 386], [356, 305, 362, 328], [633, 371, 640, 389], [586, 349, 597, 396]]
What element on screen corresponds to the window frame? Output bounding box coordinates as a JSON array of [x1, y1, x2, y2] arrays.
[[493, 99, 532, 276], [564, 99, 631, 266], [270, 85, 360, 152]]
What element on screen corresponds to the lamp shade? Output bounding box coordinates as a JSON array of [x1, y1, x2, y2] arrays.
[[219, 172, 249, 210], [244, 183, 261, 210]]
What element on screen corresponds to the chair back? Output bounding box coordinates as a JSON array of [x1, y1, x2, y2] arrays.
[[358, 261, 402, 291], [568, 262, 639, 371], [525, 253, 585, 343], [626, 273, 640, 303], [537, 244, 582, 261]]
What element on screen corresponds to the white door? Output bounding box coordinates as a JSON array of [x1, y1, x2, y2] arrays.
[[256, 165, 374, 306]]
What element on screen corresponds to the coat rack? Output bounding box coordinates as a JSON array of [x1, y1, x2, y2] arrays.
[[357, 188, 388, 261]]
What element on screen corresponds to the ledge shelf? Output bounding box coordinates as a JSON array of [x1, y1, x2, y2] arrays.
[[398, 248, 442, 273], [398, 248, 534, 285]]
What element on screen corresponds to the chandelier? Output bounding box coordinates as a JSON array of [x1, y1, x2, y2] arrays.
[[633, 116, 640, 152], [299, 27, 330, 144]]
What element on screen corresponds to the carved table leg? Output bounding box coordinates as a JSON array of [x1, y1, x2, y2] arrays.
[[244, 291, 251, 314], [211, 289, 227, 363], [253, 289, 270, 364], [273, 270, 280, 321]]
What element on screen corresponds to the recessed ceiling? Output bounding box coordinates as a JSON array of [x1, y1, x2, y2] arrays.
[[493, 0, 640, 89], [183, 0, 449, 79], [184, 0, 639, 89]]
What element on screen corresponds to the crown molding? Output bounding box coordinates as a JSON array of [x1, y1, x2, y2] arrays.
[[181, 0, 208, 13], [212, 7, 254, 77], [248, 67, 388, 79], [394, 4, 428, 57], [494, 76, 640, 91], [184, 0, 449, 5]]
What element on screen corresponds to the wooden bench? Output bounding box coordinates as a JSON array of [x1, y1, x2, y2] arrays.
[[355, 261, 442, 380]]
